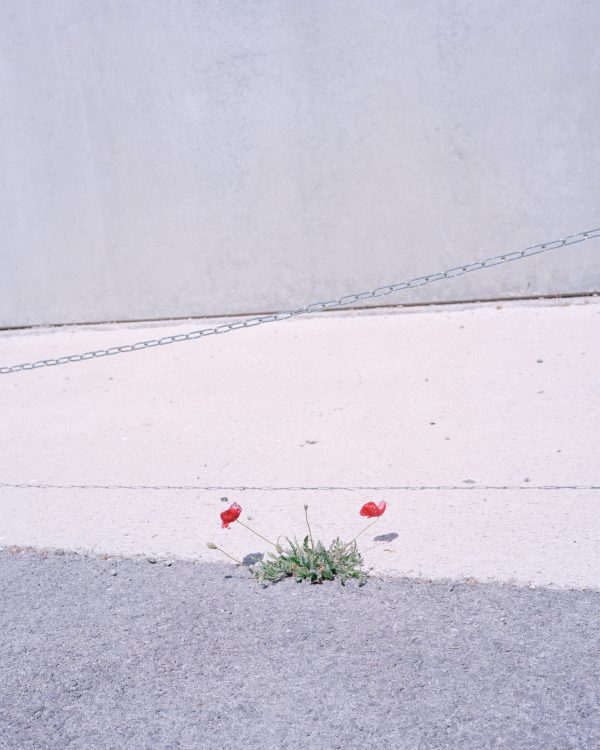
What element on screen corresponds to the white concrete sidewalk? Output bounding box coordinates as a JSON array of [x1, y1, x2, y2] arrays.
[[1, 298, 599, 588]]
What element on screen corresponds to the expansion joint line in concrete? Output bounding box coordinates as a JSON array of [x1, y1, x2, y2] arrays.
[[1, 483, 599, 492]]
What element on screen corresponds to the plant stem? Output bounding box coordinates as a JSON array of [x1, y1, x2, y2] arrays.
[[304, 505, 315, 550], [363, 540, 385, 553], [349, 518, 379, 545], [364, 536, 398, 553], [235, 519, 277, 547], [213, 546, 243, 565]]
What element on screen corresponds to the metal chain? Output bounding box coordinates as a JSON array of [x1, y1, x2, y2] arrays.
[[2, 227, 599, 374], [1, 482, 598, 491]]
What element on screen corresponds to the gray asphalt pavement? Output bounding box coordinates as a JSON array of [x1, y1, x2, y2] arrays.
[[1, 548, 598, 750]]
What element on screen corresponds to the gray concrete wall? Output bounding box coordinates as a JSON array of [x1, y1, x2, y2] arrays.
[[1, 0, 599, 328]]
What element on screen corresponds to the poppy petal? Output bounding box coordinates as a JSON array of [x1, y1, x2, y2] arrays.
[[220, 502, 242, 528], [359, 500, 387, 517]]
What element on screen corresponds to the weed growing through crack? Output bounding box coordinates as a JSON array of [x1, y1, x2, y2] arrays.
[[255, 534, 367, 586], [207, 500, 387, 586]]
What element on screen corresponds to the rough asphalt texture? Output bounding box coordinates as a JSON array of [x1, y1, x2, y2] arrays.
[[1, 550, 598, 750]]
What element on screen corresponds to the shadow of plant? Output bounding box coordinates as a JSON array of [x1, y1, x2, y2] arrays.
[[373, 532, 399, 543], [242, 552, 264, 567]]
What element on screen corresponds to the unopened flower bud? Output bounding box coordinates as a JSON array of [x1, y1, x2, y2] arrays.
[[206, 542, 218, 550]]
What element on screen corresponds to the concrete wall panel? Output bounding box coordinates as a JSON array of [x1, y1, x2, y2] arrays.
[[1, 1, 599, 327]]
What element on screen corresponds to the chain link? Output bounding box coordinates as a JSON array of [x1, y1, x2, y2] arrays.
[[2, 227, 599, 374]]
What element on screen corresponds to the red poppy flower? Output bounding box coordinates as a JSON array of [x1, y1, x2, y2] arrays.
[[359, 500, 386, 518], [220, 502, 242, 528]]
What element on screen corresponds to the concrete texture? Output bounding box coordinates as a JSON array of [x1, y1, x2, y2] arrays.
[[1, 549, 599, 750], [1, 0, 600, 327], [1, 298, 599, 588]]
